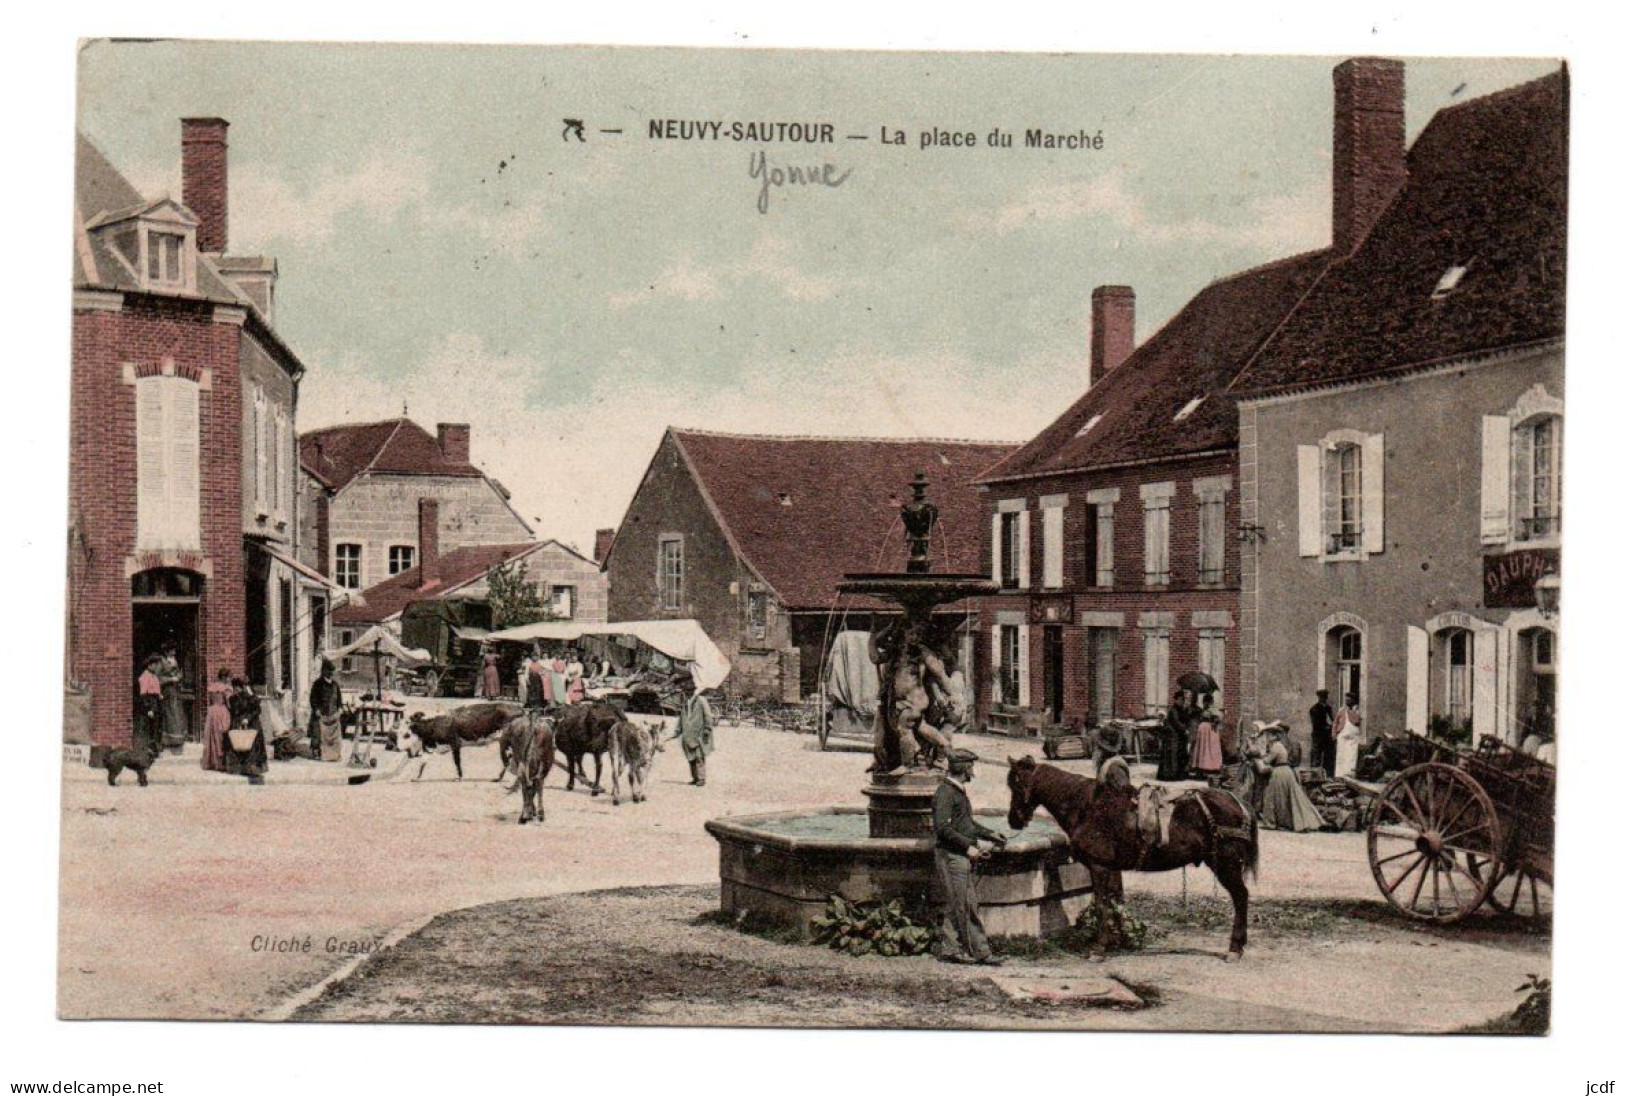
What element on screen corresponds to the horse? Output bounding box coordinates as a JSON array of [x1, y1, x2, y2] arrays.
[[498, 714, 555, 825], [609, 719, 662, 805], [1006, 755, 1258, 962], [552, 700, 621, 794]]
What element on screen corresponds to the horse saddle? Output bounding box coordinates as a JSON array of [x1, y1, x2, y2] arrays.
[[1134, 785, 1179, 848]]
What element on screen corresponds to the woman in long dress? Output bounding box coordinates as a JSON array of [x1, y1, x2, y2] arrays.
[[1259, 727, 1325, 832], [157, 646, 188, 753], [201, 668, 233, 772], [225, 678, 268, 783], [1333, 694, 1363, 779], [1190, 700, 1225, 783], [478, 652, 502, 699]]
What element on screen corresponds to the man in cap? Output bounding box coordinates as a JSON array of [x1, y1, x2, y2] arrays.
[[1309, 688, 1335, 775], [308, 658, 343, 760], [931, 748, 1006, 965]]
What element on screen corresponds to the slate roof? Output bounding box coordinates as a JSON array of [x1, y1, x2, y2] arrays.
[[978, 249, 1331, 484], [663, 430, 1016, 611], [300, 418, 484, 491], [333, 542, 543, 625], [1230, 69, 1567, 398]]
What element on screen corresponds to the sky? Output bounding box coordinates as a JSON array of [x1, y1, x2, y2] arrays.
[[76, 43, 1559, 554]]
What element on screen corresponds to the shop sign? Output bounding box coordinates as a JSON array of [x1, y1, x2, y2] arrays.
[[1028, 595, 1074, 624], [1483, 547, 1558, 608]]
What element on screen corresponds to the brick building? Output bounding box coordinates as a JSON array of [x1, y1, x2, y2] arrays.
[[606, 429, 1014, 702], [298, 417, 533, 590], [970, 59, 1423, 742], [69, 119, 333, 749], [1231, 69, 1566, 753]]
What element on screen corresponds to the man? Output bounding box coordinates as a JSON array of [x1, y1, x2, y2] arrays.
[[1156, 690, 1195, 782], [308, 658, 343, 761], [931, 749, 1006, 966], [674, 683, 715, 786], [1309, 689, 1335, 775]]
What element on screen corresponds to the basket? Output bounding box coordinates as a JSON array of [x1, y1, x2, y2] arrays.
[[227, 728, 259, 753]]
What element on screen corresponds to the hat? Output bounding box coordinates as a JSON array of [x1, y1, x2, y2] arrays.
[[947, 748, 979, 770], [1316, 689, 1329, 698], [321, 657, 336, 672]]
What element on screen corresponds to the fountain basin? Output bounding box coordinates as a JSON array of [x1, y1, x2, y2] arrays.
[[705, 807, 1093, 939]]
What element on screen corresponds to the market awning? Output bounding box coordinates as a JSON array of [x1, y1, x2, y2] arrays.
[[325, 624, 432, 666], [483, 619, 731, 691]]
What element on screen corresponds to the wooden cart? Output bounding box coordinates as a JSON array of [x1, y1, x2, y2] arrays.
[[1366, 734, 1554, 923]]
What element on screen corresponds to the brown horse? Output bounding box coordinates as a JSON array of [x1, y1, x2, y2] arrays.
[[1006, 755, 1258, 961]]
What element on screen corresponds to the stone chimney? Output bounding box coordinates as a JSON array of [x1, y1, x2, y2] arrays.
[[594, 528, 616, 564], [437, 423, 471, 465], [1332, 58, 1407, 255], [417, 499, 440, 588], [181, 117, 229, 255], [1089, 286, 1136, 388], [314, 494, 332, 577]]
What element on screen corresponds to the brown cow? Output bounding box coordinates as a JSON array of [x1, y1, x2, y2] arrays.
[[401, 701, 522, 780], [553, 700, 621, 794], [499, 714, 555, 824], [609, 719, 662, 805]]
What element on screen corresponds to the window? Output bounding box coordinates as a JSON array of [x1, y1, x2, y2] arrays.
[[1299, 433, 1384, 558], [147, 230, 184, 285], [1515, 415, 1562, 540], [252, 387, 267, 515], [1141, 486, 1172, 586], [657, 536, 684, 610], [745, 588, 768, 640], [1198, 629, 1226, 705], [134, 374, 201, 551], [1327, 625, 1363, 705], [549, 584, 577, 620], [1436, 628, 1474, 731], [334, 544, 362, 590], [388, 545, 416, 576], [990, 505, 1030, 590], [336, 628, 355, 675], [1142, 628, 1171, 714], [1088, 628, 1118, 722], [1198, 493, 1225, 584], [997, 624, 1025, 707]]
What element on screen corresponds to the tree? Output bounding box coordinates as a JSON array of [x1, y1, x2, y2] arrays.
[[486, 559, 555, 629]]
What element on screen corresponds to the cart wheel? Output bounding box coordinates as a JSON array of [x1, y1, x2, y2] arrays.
[[1467, 855, 1551, 919], [1368, 762, 1501, 923]]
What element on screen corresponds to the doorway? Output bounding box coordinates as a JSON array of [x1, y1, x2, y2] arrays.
[[1043, 625, 1065, 724], [131, 569, 202, 742], [1516, 626, 1557, 747]]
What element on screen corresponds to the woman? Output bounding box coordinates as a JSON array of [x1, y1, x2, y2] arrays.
[[1190, 697, 1225, 784], [1156, 690, 1195, 782], [523, 645, 549, 711], [1333, 693, 1362, 779], [565, 652, 586, 704], [478, 651, 502, 700], [201, 668, 233, 772], [1259, 726, 1324, 832], [136, 655, 164, 754], [225, 678, 268, 784], [157, 645, 187, 753]]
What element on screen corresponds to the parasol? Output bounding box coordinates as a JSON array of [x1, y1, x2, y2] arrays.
[[1177, 671, 1219, 695]]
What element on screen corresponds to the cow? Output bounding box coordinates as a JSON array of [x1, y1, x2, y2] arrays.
[[499, 713, 555, 824], [552, 700, 622, 794], [400, 701, 522, 780], [609, 719, 663, 805]]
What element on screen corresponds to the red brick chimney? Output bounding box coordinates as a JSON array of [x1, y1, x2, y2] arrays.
[[437, 423, 471, 465], [1332, 58, 1407, 255], [417, 499, 440, 588], [181, 117, 229, 255], [594, 528, 616, 564], [1089, 286, 1136, 388]]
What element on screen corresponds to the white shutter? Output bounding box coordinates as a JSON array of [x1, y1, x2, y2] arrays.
[[1471, 627, 1500, 743], [990, 513, 1002, 584], [276, 407, 289, 519], [990, 627, 1004, 705], [252, 388, 266, 514], [170, 380, 201, 550], [1042, 505, 1064, 588], [1406, 626, 1430, 734], [1017, 509, 1031, 589], [1297, 444, 1322, 557], [1480, 415, 1511, 544], [135, 378, 166, 549], [1363, 433, 1385, 553], [1098, 505, 1114, 584], [1016, 624, 1031, 707]]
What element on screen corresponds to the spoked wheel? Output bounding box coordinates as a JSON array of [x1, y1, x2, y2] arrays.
[[1467, 854, 1552, 920], [1368, 762, 1502, 923]]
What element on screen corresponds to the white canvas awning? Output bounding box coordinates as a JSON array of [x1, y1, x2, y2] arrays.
[[484, 619, 731, 691], [325, 624, 433, 666]]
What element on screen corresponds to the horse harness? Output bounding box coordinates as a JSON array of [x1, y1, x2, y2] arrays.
[[1134, 787, 1253, 868]]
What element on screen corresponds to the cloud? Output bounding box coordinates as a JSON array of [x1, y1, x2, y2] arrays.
[[230, 148, 434, 250], [606, 231, 858, 310]]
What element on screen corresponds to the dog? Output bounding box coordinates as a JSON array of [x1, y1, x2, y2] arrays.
[[104, 745, 157, 787]]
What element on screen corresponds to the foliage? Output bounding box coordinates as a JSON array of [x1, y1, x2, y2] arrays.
[[1076, 900, 1151, 952], [486, 559, 557, 629], [1510, 974, 1551, 1032], [810, 895, 937, 958]]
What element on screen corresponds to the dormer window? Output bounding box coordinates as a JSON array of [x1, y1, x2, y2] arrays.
[[1075, 413, 1104, 438], [1432, 263, 1470, 300], [1173, 396, 1205, 422], [148, 231, 186, 285]]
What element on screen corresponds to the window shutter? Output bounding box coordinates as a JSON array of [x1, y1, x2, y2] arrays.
[[1042, 505, 1063, 588], [1406, 625, 1430, 734], [1471, 626, 1499, 743], [989, 513, 1002, 583], [1363, 433, 1385, 553], [1082, 503, 1098, 584], [1480, 415, 1511, 544], [1016, 624, 1031, 707], [990, 627, 1005, 705], [1297, 445, 1322, 557], [1098, 505, 1114, 585], [135, 378, 167, 549], [252, 388, 266, 514], [1017, 510, 1031, 589], [277, 408, 290, 518], [170, 380, 200, 550]]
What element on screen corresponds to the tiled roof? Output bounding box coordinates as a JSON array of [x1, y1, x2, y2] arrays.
[[979, 249, 1331, 484], [300, 418, 483, 491], [333, 542, 541, 625], [667, 430, 1016, 610], [1230, 69, 1567, 398]]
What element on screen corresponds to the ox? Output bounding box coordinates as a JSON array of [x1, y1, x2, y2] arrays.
[[499, 714, 556, 824], [609, 719, 663, 805], [400, 701, 522, 780], [553, 700, 622, 795]]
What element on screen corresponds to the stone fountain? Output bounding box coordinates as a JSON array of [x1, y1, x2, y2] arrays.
[[704, 474, 1092, 938]]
